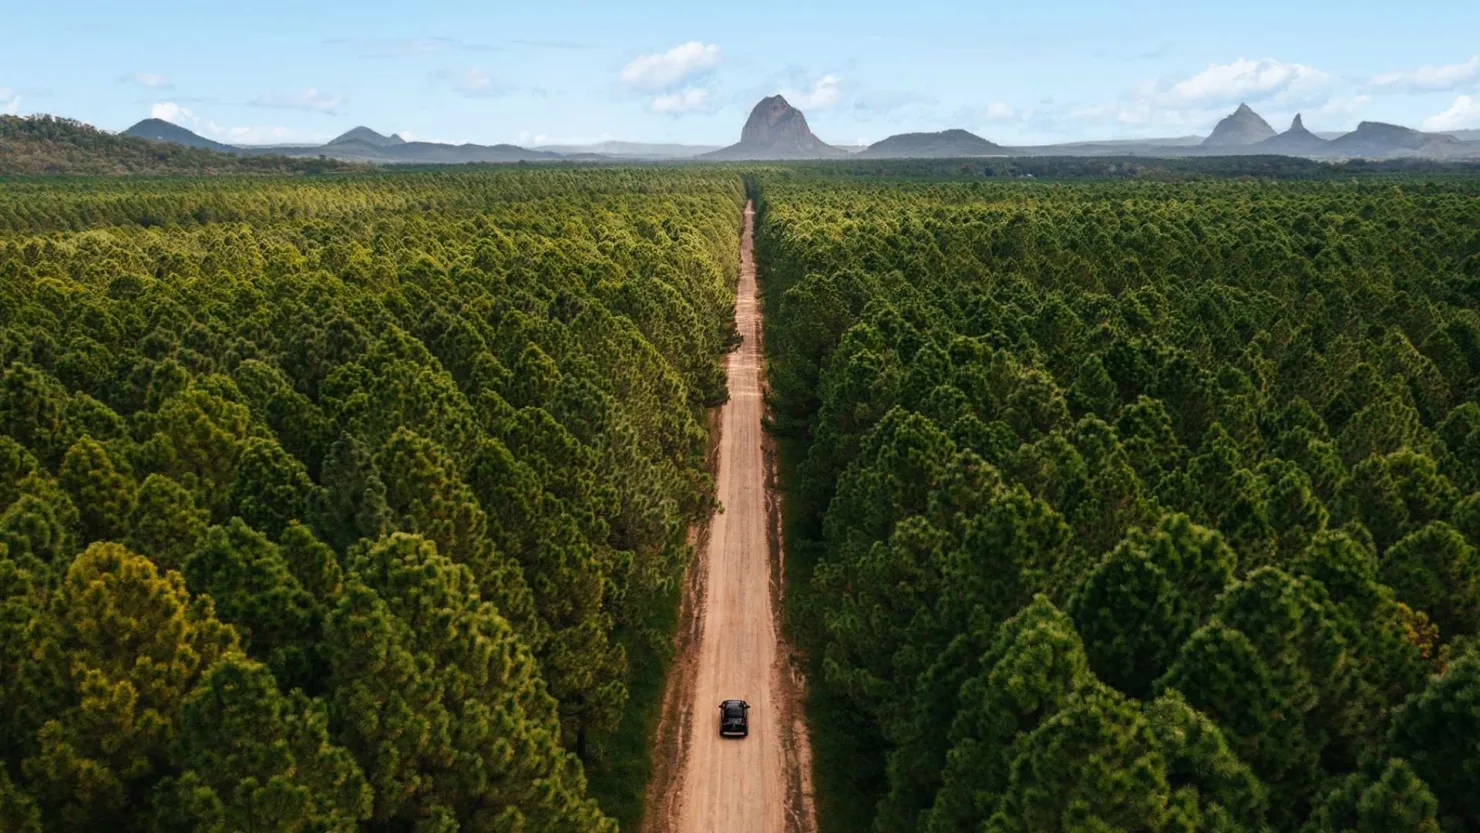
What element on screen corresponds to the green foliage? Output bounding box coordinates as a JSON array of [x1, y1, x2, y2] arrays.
[[17, 543, 238, 829], [1380, 521, 1480, 641], [1388, 653, 1480, 830], [58, 435, 134, 542], [1070, 514, 1235, 698], [1304, 758, 1440, 833], [757, 170, 1480, 833], [150, 657, 371, 833], [183, 519, 320, 689], [0, 166, 744, 827], [323, 533, 615, 831]]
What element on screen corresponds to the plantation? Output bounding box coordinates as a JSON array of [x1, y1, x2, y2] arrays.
[[757, 172, 1480, 833], [0, 168, 743, 831], [5, 158, 1480, 833]]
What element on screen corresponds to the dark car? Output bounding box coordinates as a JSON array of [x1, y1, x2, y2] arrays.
[[719, 699, 749, 738]]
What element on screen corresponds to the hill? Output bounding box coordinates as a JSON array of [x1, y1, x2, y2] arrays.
[[122, 118, 235, 152], [0, 114, 355, 175], [861, 129, 1004, 158], [296, 139, 560, 164], [1202, 103, 1276, 147], [327, 126, 405, 147], [1325, 121, 1471, 158], [533, 140, 722, 159], [1253, 114, 1329, 155], [703, 95, 846, 160]]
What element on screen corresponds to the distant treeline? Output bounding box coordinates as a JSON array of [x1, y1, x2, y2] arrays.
[[760, 154, 1480, 181], [0, 115, 363, 176]]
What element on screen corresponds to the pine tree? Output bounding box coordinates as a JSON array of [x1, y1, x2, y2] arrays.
[[1388, 653, 1480, 830], [228, 436, 319, 540], [1304, 758, 1440, 833], [150, 657, 371, 833], [984, 690, 1174, 833], [183, 519, 319, 690], [1380, 521, 1480, 641], [1071, 514, 1236, 699], [18, 543, 237, 829], [322, 533, 615, 831], [125, 473, 208, 572], [58, 435, 135, 543], [309, 432, 391, 553], [925, 597, 1097, 833]]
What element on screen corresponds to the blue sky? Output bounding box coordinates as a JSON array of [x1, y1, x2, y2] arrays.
[[4, 0, 1479, 146]]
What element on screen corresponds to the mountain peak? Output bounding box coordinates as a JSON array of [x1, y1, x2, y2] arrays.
[[703, 96, 845, 160], [1203, 103, 1276, 147], [327, 126, 406, 147], [122, 118, 234, 152], [1290, 114, 1305, 132], [740, 96, 813, 145]]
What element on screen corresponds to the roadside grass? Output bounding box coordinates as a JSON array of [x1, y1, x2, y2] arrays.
[[585, 578, 683, 829], [771, 431, 888, 833]]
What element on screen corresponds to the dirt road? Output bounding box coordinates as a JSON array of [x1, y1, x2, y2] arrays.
[[644, 202, 816, 833]]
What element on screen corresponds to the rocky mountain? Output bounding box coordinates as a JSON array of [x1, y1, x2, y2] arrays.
[[1327, 121, 1466, 158], [1202, 103, 1277, 147], [702, 95, 846, 160], [861, 128, 1004, 158], [1253, 114, 1329, 155], [327, 126, 405, 147], [122, 118, 235, 152]]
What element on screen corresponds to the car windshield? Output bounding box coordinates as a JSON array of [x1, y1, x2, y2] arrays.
[[724, 703, 744, 718]]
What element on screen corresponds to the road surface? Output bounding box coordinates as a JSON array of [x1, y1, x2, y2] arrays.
[[645, 201, 816, 833]]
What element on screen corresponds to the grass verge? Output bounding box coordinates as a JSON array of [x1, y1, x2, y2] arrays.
[[585, 578, 683, 829]]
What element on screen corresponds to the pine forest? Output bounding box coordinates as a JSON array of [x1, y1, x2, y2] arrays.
[[3, 161, 1480, 833]]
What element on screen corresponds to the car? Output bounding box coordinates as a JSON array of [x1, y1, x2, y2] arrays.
[[719, 699, 749, 738]]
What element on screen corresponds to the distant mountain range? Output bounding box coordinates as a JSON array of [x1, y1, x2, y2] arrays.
[[84, 102, 1480, 166], [533, 140, 723, 159]]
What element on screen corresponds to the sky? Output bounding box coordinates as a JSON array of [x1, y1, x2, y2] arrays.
[[4, 0, 1480, 147]]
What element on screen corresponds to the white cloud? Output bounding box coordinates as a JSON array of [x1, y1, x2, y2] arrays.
[[1151, 57, 1333, 108], [1372, 55, 1480, 93], [984, 101, 1016, 120], [399, 130, 468, 145], [620, 41, 720, 92], [149, 101, 328, 145], [431, 68, 515, 98], [780, 74, 842, 110], [456, 68, 501, 97], [1423, 95, 1480, 131], [250, 87, 344, 114], [1, 88, 19, 115], [120, 71, 172, 89], [650, 86, 714, 114], [516, 130, 619, 146], [151, 101, 197, 125], [1310, 94, 1370, 119]]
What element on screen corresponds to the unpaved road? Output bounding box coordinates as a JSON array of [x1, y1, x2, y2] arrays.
[[644, 202, 816, 833]]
